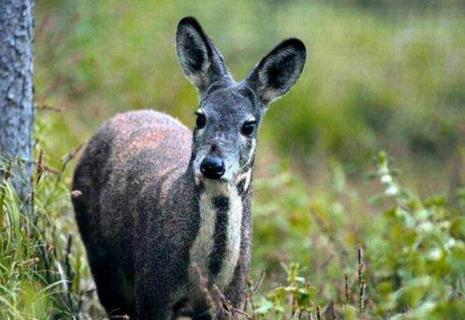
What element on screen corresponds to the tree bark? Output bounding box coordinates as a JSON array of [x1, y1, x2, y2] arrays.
[[0, 0, 35, 204]]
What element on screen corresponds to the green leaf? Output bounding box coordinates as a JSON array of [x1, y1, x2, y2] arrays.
[[255, 298, 274, 315]]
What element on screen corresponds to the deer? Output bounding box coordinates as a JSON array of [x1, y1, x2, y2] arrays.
[[72, 16, 306, 319]]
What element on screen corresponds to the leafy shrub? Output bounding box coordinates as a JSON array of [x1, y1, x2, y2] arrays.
[[248, 152, 465, 319]]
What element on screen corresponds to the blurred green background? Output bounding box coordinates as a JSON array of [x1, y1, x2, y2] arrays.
[[15, 0, 465, 318], [36, 0, 465, 192]]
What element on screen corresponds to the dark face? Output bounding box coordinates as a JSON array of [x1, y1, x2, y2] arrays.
[[176, 17, 306, 184], [192, 85, 261, 184]]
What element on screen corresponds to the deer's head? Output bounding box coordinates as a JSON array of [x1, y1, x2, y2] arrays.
[[176, 17, 306, 186]]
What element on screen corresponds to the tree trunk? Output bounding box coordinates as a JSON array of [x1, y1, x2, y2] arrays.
[[0, 0, 35, 204]]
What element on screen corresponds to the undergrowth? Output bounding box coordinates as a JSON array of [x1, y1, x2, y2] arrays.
[[1, 149, 464, 319], [0, 144, 99, 319], [246, 152, 465, 319]]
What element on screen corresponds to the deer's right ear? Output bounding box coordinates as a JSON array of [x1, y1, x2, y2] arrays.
[[176, 17, 231, 92], [245, 38, 306, 106]]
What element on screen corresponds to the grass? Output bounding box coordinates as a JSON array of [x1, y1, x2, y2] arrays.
[[0, 162, 77, 319], [1, 0, 465, 319]]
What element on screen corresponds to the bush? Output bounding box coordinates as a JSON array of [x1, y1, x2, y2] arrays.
[[248, 152, 465, 319]]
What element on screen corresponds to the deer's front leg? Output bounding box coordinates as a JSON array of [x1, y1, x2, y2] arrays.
[[134, 213, 192, 320], [134, 247, 173, 319], [135, 245, 193, 320], [222, 210, 252, 319]]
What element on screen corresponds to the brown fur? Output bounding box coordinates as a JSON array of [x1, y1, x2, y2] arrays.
[[73, 110, 252, 318]]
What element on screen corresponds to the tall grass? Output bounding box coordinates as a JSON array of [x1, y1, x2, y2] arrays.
[[0, 142, 100, 319]]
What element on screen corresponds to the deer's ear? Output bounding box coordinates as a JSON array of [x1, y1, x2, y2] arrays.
[[176, 17, 231, 92], [246, 39, 306, 106]]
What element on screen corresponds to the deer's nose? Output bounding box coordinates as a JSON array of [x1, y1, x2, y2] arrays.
[[200, 156, 225, 180]]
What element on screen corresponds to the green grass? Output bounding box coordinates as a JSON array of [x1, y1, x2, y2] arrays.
[[1, 0, 465, 319], [0, 163, 77, 318]]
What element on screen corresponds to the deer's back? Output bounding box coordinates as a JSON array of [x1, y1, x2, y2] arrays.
[[97, 109, 192, 172]]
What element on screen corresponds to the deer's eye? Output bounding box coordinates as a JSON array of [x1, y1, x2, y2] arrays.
[[195, 112, 207, 129], [241, 120, 256, 137]]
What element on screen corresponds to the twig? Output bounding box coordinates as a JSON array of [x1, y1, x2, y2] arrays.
[[357, 246, 364, 286], [36, 103, 63, 113], [359, 280, 366, 314], [36, 149, 44, 184], [344, 273, 350, 303]]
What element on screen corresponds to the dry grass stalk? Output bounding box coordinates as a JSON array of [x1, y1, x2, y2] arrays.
[[344, 273, 350, 303], [36, 149, 44, 184], [323, 300, 336, 320], [357, 246, 364, 285], [359, 280, 366, 314], [36, 103, 63, 113]]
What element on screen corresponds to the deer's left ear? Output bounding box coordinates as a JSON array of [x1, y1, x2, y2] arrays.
[[245, 38, 306, 106], [176, 17, 231, 93]]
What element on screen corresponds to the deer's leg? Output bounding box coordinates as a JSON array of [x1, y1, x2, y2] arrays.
[[222, 211, 252, 319], [220, 261, 247, 319], [88, 252, 135, 318], [134, 258, 178, 320], [134, 236, 191, 320]]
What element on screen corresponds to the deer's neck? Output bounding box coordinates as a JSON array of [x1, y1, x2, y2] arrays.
[[188, 166, 252, 290]]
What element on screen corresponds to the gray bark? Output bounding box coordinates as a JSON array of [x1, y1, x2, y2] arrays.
[[0, 0, 35, 203]]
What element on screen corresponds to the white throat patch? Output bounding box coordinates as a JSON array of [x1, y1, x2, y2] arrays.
[[189, 181, 243, 290]]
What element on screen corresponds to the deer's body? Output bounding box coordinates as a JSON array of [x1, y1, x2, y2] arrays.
[[72, 17, 305, 319], [73, 110, 252, 318]]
